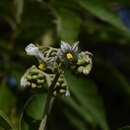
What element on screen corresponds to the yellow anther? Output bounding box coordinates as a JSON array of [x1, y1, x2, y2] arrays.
[[66, 53, 73, 60], [38, 63, 46, 71]]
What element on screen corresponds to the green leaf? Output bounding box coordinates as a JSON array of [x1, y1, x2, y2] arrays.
[[0, 110, 13, 130], [17, 1, 56, 43], [0, 82, 16, 115], [20, 120, 29, 130], [51, 0, 81, 43], [0, 0, 16, 41], [38, 115, 47, 130], [118, 126, 130, 130], [57, 9, 81, 43], [0, 0, 15, 21], [25, 94, 47, 120], [14, 0, 24, 24], [75, 0, 129, 35], [64, 70, 109, 130], [64, 109, 89, 130], [95, 60, 130, 96]]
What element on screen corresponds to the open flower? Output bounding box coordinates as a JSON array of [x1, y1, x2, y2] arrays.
[[58, 41, 79, 64], [25, 43, 44, 61]]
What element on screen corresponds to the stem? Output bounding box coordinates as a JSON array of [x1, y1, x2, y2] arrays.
[[39, 71, 61, 130]]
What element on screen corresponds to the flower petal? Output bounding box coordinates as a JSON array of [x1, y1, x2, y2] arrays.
[[65, 90, 70, 96], [72, 41, 79, 53], [61, 41, 71, 52], [25, 43, 39, 56], [25, 43, 44, 61], [20, 76, 28, 88]]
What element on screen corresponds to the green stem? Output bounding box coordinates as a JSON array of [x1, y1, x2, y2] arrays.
[[39, 71, 61, 130]]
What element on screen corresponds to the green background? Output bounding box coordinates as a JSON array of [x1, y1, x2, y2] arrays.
[[0, 0, 130, 130]]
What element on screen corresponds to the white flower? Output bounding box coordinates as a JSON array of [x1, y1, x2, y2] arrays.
[[25, 43, 44, 60], [58, 41, 79, 64]]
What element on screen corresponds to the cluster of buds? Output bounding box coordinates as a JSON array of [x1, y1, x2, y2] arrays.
[[20, 41, 93, 96]]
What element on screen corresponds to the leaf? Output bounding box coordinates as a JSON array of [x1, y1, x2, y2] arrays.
[[38, 115, 47, 130], [64, 70, 109, 130], [20, 120, 29, 130], [118, 126, 130, 130], [0, 0, 15, 21], [95, 60, 130, 96], [0, 110, 13, 130], [25, 94, 47, 120], [75, 0, 129, 35], [0, 82, 16, 115], [0, 1, 16, 41], [64, 109, 89, 130], [51, 0, 81, 43], [17, 1, 56, 43], [14, 0, 24, 24]]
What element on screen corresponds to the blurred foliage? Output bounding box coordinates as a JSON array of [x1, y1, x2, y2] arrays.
[[0, 0, 130, 130]]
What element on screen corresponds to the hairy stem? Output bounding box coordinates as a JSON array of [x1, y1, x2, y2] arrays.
[[39, 71, 61, 130]]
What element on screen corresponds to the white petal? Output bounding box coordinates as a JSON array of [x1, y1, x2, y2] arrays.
[[72, 41, 79, 52], [20, 76, 28, 88], [25, 43, 39, 56], [61, 41, 71, 52], [65, 90, 70, 96], [25, 43, 44, 60]]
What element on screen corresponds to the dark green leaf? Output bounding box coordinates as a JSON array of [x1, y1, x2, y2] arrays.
[[0, 0, 15, 21], [0, 110, 13, 130], [17, 1, 56, 43], [51, 0, 81, 43], [0, 82, 16, 115], [20, 120, 29, 130], [118, 126, 130, 130], [64, 70, 109, 130], [75, 0, 129, 35], [95, 60, 130, 96], [25, 94, 47, 120], [64, 109, 89, 130]]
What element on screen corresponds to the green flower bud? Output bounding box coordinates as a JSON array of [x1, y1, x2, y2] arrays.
[[31, 83, 37, 88]]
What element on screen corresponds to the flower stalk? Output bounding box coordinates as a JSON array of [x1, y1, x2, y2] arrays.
[[39, 71, 61, 130]]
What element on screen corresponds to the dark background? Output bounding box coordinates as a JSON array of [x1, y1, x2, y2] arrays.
[[0, 0, 130, 130]]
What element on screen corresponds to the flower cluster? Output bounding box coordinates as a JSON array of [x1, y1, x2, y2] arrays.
[[20, 41, 93, 96]]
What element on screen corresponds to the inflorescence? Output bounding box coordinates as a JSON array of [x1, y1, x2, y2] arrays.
[[20, 41, 93, 97]]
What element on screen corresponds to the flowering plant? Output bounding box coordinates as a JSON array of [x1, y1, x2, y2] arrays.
[[20, 41, 93, 129]]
